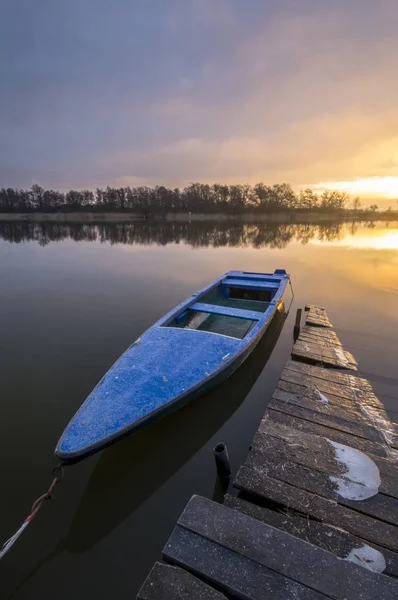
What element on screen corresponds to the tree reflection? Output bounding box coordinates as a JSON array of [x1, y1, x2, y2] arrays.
[[0, 219, 372, 249]]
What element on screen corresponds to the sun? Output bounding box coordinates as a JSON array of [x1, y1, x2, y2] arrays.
[[312, 177, 398, 199]]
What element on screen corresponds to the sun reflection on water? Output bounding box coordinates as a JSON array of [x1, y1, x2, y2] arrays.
[[312, 227, 398, 250]]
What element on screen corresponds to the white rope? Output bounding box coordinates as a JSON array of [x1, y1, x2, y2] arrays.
[[0, 521, 30, 559], [0, 465, 63, 561]]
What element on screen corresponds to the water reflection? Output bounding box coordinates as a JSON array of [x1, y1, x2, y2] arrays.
[[0, 219, 393, 249], [65, 304, 286, 553]]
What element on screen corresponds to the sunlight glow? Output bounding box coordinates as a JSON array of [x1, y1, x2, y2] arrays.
[[347, 231, 398, 250], [312, 228, 398, 250], [312, 177, 398, 199]]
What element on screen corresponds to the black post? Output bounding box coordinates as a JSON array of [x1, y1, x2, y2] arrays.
[[214, 442, 231, 478], [293, 308, 302, 342], [213, 442, 231, 502]]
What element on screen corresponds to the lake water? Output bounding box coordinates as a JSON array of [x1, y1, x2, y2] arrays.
[[1, 219, 397, 598]]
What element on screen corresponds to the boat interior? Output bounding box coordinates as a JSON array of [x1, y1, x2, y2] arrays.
[[165, 273, 281, 339]]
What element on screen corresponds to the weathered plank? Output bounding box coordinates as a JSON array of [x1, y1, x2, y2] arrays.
[[271, 387, 394, 459], [137, 562, 226, 599], [292, 340, 357, 370], [164, 526, 328, 600], [235, 466, 398, 552], [285, 360, 372, 390], [280, 366, 382, 408], [224, 495, 398, 578], [300, 325, 342, 343], [359, 403, 398, 452], [305, 305, 333, 328], [268, 397, 381, 441], [266, 409, 390, 458], [271, 388, 384, 442], [293, 340, 349, 362], [306, 318, 333, 328], [245, 439, 398, 523], [392, 423, 398, 450], [258, 416, 398, 488], [176, 496, 398, 599], [299, 331, 343, 348], [276, 378, 363, 412], [298, 333, 343, 350]]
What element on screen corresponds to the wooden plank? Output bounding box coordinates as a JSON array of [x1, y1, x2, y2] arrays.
[[247, 436, 398, 518], [163, 526, 328, 600], [260, 415, 398, 484], [306, 313, 333, 327], [300, 325, 342, 343], [275, 380, 392, 437], [272, 386, 361, 420], [246, 436, 398, 523], [299, 328, 343, 345], [392, 423, 398, 450], [224, 495, 398, 578], [177, 495, 398, 600], [291, 346, 357, 371], [359, 403, 398, 451], [255, 420, 398, 494], [292, 340, 357, 370], [268, 397, 385, 442], [271, 388, 384, 442], [285, 360, 372, 390], [137, 562, 226, 599], [299, 332, 343, 348], [306, 318, 333, 328], [235, 466, 398, 552], [305, 306, 333, 328], [305, 304, 325, 310], [266, 409, 390, 458], [280, 367, 382, 408], [276, 379, 363, 412], [305, 305, 332, 320], [272, 383, 383, 433], [293, 340, 349, 363], [190, 301, 263, 321], [299, 327, 341, 340]]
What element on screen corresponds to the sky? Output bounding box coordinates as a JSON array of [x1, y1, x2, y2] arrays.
[[1, 0, 398, 205]]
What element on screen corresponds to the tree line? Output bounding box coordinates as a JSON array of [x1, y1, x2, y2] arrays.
[[0, 220, 375, 249], [0, 183, 378, 215]]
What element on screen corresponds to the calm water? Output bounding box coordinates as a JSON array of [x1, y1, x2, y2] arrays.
[[1, 219, 397, 598]]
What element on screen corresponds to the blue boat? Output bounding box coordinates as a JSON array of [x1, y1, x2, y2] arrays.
[[55, 269, 290, 463]]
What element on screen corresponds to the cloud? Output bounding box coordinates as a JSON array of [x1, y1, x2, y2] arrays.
[[1, 0, 398, 202]]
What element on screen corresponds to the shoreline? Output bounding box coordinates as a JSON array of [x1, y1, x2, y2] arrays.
[[0, 211, 397, 224]]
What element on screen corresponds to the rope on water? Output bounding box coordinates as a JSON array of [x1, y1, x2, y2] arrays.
[[0, 464, 63, 560]]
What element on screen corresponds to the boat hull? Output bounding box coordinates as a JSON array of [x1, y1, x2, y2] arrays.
[[55, 270, 289, 463]]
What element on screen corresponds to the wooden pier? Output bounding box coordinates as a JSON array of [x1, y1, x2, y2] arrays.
[[137, 306, 398, 599]]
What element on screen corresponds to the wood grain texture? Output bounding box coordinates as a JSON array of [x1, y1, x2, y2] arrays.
[[176, 496, 398, 600], [137, 562, 226, 599], [224, 495, 398, 578], [164, 525, 329, 600], [292, 340, 357, 369], [305, 305, 333, 328], [266, 409, 390, 457], [235, 466, 398, 552]]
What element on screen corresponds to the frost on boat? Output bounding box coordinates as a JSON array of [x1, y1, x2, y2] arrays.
[[327, 440, 381, 500], [344, 544, 386, 574]]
